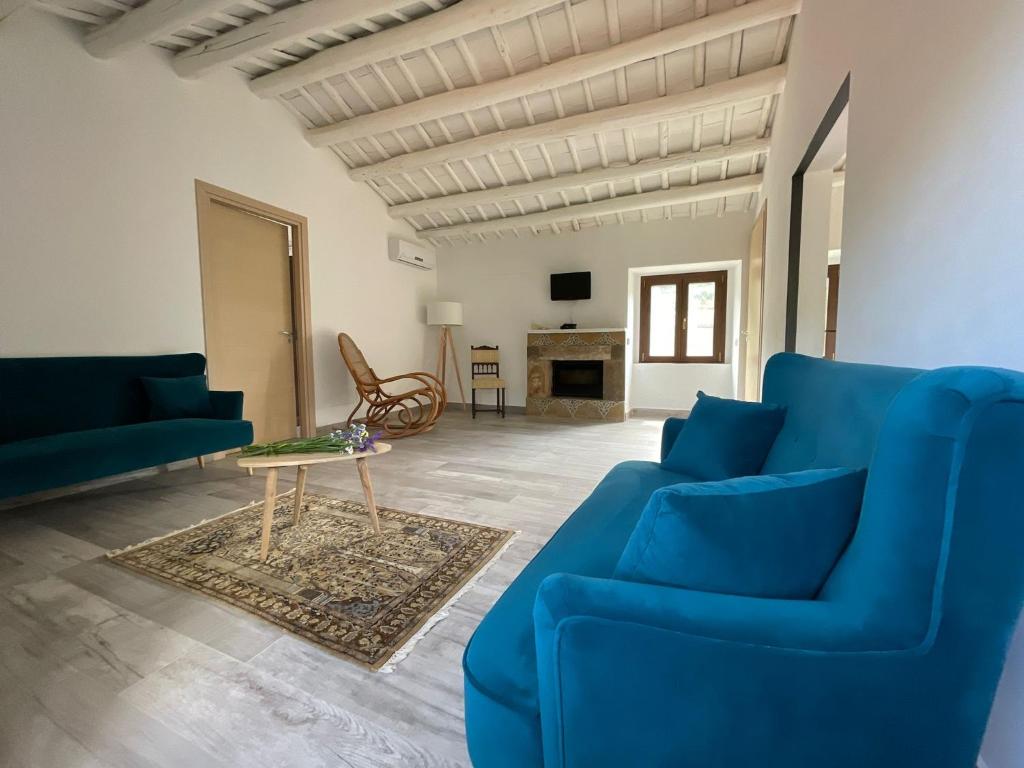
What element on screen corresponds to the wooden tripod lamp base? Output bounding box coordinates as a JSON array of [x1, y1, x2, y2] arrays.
[[428, 302, 467, 412]]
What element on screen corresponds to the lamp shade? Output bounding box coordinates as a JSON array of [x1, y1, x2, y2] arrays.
[[427, 301, 463, 326]]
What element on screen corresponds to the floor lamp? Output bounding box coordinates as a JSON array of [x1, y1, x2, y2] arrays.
[[427, 301, 467, 411]]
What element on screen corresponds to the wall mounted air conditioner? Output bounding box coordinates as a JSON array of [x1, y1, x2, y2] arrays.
[[388, 237, 435, 270]]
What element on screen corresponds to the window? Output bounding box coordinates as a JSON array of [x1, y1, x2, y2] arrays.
[[639, 271, 727, 363]]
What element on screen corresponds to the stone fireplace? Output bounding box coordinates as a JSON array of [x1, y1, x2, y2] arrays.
[[526, 329, 626, 421]]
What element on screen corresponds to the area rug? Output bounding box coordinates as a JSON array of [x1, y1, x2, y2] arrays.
[[108, 492, 515, 671]]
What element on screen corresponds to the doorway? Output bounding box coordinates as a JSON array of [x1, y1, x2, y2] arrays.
[[785, 74, 850, 355], [195, 181, 315, 442]]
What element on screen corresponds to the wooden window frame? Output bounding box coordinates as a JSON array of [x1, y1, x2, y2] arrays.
[[639, 270, 728, 364]]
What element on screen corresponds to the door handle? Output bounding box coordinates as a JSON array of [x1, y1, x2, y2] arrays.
[[280, 330, 293, 341]]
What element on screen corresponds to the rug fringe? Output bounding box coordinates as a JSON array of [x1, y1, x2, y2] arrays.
[[378, 530, 520, 674], [105, 489, 297, 558]]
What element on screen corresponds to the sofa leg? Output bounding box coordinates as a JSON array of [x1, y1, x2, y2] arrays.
[[196, 456, 206, 469]]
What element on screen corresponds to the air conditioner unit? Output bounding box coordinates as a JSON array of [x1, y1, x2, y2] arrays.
[[388, 237, 435, 271]]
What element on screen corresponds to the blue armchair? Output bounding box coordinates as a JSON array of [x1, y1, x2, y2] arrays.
[[464, 354, 1024, 767]]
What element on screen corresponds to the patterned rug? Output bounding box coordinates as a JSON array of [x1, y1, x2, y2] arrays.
[[108, 492, 515, 670]]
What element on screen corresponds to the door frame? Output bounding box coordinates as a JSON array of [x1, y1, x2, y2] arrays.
[[742, 201, 768, 401], [194, 179, 316, 438]]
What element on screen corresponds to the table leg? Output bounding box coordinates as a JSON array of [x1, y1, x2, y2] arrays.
[[293, 465, 308, 526], [356, 457, 381, 534], [259, 467, 279, 562]]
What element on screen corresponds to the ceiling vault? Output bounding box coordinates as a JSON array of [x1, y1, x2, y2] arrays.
[[38, 0, 801, 242]]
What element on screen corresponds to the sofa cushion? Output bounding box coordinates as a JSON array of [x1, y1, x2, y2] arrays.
[[0, 419, 253, 499], [760, 354, 921, 474], [662, 392, 785, 480], [464, 460, 696, 716], [615, 468, 867, 599], [141, 375, 214, 420]]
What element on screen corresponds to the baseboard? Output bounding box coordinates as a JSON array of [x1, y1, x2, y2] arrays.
[[444, 402, 527, 415], [630, 407, 691, 419], [0, 452, 229, 511]]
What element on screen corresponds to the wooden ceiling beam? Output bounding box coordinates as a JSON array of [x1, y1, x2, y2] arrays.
[[172, 0, 411, 78], [387, 138, 770, 219], [347, 64, 786, 180], [85, 0, 232, 58], [250, 0, 559, 98], [414, 174, 763, 239], [311, 0, 799, 147]]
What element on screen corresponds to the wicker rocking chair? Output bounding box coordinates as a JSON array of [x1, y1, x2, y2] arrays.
[[338, 333, 447, 438]]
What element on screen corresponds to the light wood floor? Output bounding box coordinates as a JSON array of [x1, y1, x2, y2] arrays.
[[0, 412, 664, 768]]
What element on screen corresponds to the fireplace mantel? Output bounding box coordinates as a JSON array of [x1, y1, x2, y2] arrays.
[[526, 329, 627, 421], [527, 328, 626, 334]]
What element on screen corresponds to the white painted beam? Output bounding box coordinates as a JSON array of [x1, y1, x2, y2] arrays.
[[85, 0, 230, 58], [347, 65, 786, 180], [415, 175, 763, 239], [30, 0, 105, 23], [310, 0, 799, 146], [250, 0, 560, 98], [388, 138, 770, 219], [1, 0, 32, 22], [173, 0, 410, 78]]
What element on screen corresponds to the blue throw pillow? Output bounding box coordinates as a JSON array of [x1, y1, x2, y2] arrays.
[[614, 468, 867, 599], [141, 375, 214, 420], [663, 391, 785, 480]]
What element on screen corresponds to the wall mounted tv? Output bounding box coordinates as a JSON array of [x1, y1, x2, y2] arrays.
[[550, 271, 591, 301]]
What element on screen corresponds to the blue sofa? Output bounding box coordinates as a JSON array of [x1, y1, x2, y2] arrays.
[[0, 354, 253, 499], [463, 353, 1024, 767]]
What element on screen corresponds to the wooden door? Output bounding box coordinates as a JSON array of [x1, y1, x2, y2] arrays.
[[824, 263, 841, 359], [200, 200, 297, 443], [743, 205, 768, 401]]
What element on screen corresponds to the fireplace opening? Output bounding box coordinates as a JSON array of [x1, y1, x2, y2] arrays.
[[551, 360, 604, 399]]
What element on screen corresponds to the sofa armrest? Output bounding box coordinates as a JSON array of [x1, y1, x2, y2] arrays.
[[533, 574, 921, 768], [660, 417, 687, 461], [209, 390, 244, 420]]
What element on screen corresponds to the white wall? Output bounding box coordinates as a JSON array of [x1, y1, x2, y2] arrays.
[[435, 214, 752, 411], [757, 2, 1024, 765], [0, 10, 436, 427], [829, 183, 845, 252], [793, 169, 833, 357]]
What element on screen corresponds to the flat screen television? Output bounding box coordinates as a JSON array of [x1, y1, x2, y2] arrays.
[[550, 271, 591, 301]]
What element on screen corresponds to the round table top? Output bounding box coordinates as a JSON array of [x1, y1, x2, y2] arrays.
[[236, 441, 392, 468]]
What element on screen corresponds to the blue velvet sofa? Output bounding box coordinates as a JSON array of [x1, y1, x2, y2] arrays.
[[463, 353, 1024, 767], [0, 354, 253, 499]]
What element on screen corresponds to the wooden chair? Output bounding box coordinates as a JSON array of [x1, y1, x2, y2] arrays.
[[471, 346, 506, 419], [338, 333, 446, 438]]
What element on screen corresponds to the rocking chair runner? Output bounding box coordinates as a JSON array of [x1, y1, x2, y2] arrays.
[[338, 333, 446, 438]]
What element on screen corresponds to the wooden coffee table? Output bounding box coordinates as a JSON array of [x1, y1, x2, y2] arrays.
[[237, 442, 392, 562]]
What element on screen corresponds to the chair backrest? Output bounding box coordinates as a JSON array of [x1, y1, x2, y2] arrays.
[[0, 353, 207, 444], [820, 368, 1024, 649], [338, 333, 378, 391], [471, 346, 500, 379], [759, 353, 921, 475], [759, 355, 1024, 710]]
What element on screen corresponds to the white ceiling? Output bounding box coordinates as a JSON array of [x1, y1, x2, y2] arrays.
[[33, 0, 799, 244]]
